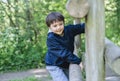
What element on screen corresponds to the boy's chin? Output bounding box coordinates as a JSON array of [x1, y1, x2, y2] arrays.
[[56, 32, 63, 35]]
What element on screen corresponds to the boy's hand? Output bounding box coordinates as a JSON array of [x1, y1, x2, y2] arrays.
[[79, 62, 84, 70]]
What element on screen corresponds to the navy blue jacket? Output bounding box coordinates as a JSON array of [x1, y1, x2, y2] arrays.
[[45, 23, 85, 68]]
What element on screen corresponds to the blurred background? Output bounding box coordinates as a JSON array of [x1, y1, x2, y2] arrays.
[[0, 0, 120, 72]]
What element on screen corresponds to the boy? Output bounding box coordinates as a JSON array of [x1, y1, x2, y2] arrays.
[[45, 12, 85, 81]]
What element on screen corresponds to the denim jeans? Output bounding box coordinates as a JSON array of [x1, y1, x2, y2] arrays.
[[46, 66, 69, 81]]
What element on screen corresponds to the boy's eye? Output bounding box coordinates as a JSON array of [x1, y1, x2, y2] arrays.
[[59, 23, 63, 26], [53, 25, 57, 27]]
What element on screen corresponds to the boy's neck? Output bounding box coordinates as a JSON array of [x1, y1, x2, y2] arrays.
[[59, 32, 64, 37]]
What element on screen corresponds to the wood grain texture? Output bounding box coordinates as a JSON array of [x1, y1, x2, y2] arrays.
[[105, 38, 120, 75], [66, 0, 89, 18], [85, 0, 105, 81]]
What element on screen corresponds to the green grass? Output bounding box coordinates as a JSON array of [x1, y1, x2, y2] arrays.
[[9, 76, 39, 81]]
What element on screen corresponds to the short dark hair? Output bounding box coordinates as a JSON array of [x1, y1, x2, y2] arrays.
[[45, 12, 64, 27]]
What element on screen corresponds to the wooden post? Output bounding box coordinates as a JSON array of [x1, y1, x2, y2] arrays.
[[85, 0, 105, 81], [69, 18, 83, 81], [66, 0, 89, 81], [83, 38, 120, 81]]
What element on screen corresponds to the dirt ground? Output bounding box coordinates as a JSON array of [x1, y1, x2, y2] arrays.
[[0, 69, 52, 81]]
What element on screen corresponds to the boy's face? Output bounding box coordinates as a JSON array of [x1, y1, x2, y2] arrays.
[[49, 20, 64, 36]]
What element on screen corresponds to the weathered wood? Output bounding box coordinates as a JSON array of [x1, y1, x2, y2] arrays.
[[83, 50, 120, 81], [69, 64, 83, 81], [82, 38, 120, 81], [66, 0, 89, 18], [105, 62, 120, 81], [73, 19, 81, 56], [66, 0, 89, 81], [70, 19, 83, 81], [105, 52, 120, 81], [85, 0, 105, 81], [105, 61, 120, 77], [105, 38, 120, 75], [106, 76, 120, 81]]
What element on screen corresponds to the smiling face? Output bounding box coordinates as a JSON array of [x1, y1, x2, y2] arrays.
[[49, 20, 64, 36]]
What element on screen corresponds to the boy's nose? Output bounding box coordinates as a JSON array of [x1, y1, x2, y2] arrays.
[[57, 26, 61, 30]]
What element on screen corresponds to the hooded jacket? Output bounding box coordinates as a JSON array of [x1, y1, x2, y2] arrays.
[[45, 23, 85, 68]]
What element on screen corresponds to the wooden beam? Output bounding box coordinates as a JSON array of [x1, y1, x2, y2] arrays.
[[105, 38, 120, 75], [105, 62, 120, 81]]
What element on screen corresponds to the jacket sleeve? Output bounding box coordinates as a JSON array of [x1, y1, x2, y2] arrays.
[[47, 37, 81, 64], [66, 23, 85, 36]]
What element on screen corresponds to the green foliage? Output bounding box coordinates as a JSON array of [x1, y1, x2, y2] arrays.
[[105, 0, 120, 45], [0, 0, 69, 72], [0, 27, 44, 71]]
